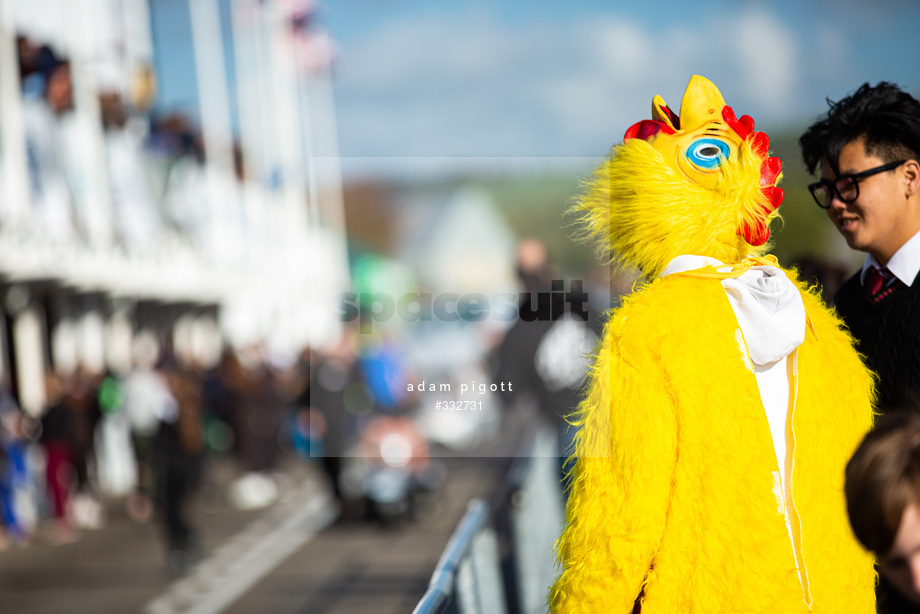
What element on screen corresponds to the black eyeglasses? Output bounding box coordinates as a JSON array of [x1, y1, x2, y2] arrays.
[[808, 160, 907, 208]]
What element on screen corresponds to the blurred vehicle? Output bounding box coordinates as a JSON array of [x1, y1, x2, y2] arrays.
[[341, 414, 445, 523]]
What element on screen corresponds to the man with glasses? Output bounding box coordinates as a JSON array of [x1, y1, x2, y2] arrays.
[[800, 82, 920, 614]]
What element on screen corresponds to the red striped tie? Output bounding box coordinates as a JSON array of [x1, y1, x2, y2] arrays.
[[867, 266, 894, 302]]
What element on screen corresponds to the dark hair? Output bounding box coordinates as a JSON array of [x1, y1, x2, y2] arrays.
[[799, 82, 920, 175], [845, 411, 920, 555]]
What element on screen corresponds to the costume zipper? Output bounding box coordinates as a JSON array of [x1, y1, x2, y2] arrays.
[[786, 350, 812, 608]]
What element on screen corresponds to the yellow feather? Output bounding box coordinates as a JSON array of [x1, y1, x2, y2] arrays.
[[549, 274, 876, 613], [571, 137, 780, 279], [553, 75, 871, 613]]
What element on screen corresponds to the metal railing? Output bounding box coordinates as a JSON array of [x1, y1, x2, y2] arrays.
[[412, 499, 507, 614], [504, 426, 565, 614], [412, 424, 565, 614]]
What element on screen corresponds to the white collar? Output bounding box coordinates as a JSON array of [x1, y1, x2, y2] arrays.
[[660, 254, 723, 277], [861, 228, 920, 287], [662, 255, 805, 365]]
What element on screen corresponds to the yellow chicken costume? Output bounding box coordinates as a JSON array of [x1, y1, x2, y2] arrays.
[[549, 76, 876, 613]]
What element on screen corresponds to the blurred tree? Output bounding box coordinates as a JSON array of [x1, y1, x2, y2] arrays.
[[472, 173, 597, 275]]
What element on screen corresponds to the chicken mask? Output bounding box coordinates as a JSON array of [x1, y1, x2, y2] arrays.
[[576, 75, 785, 279]]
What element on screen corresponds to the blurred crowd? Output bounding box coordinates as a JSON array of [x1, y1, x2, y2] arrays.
[[0, 27, 616, 579], [0, 28, 343, 576], [9, 32, 241, 252], [0, 321, 458, 575], [0, 335, 317, 563]]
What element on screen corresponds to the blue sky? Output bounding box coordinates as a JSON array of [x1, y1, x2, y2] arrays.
[[151, 0, 920, 178]]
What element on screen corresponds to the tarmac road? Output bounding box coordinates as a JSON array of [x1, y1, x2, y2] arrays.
[[0, 443, 518, 614]]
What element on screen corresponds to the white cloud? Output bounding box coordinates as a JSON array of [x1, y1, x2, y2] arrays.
[[589, 20, 655, 80], [330, 5, 805, 174], [337, 15, 524, 90], [723, 7, 798, 109]]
